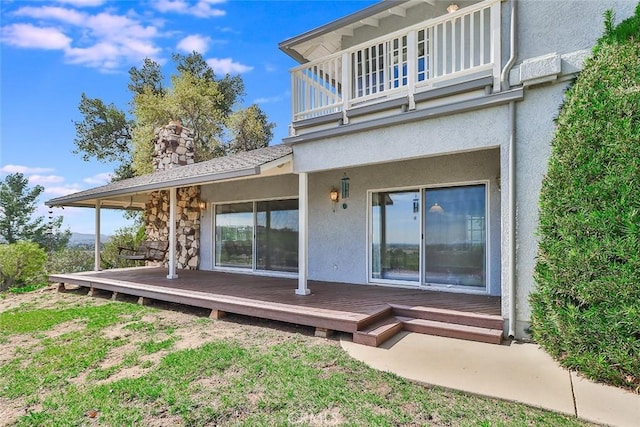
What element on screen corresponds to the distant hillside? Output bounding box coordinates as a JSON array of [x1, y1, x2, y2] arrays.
[[69, 233, 112, 246]]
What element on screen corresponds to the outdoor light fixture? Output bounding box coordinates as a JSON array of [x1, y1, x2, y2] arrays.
[[340, 174, 350, 200], [412, 194, 419, 214], [429, 202, 444, 214], [446, 3, 459, 13], [329, 188, 339, 203], [198, 201, 207, 211]]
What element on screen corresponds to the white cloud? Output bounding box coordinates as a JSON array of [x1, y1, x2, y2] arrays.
[[253, 91, 289, 104], [44, 185, 83, 197], [206, 57, 253, 74], [13, 6, 86, 25], [0, 23, 71, 50], [56, 0, 106, 6], [4, 5, 163, 72], [177, 34, 211, 54], [154, 0, 226, 18], [0, 164, 55, 174], [28, 175, 66, 185], [83, 172, 112, 185]]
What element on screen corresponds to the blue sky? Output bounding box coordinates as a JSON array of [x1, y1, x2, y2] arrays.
[[0, 0, 376, 234]]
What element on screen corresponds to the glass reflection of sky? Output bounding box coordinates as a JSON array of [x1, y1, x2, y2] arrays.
[[372, 191, 420, 245]]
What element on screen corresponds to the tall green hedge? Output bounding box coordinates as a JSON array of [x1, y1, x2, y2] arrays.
[[531, 5, 640, 390]]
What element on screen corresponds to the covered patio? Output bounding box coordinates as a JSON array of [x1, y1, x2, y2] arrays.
[[50, 268, 503, 347]]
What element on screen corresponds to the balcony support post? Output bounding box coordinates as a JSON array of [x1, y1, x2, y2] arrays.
[[341, 52, 351, 124], [407, 30, 417, 110]]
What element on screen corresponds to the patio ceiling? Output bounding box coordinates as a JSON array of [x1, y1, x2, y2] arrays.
[[46, 145, 293, 209], [279, 0, 432, 63]]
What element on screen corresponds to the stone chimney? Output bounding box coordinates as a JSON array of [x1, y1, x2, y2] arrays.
[[145, 120, 201, 270], [152, 120, 195, 171]]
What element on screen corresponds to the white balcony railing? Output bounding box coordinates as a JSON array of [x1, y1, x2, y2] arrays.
[[290, 0, 501, 122]]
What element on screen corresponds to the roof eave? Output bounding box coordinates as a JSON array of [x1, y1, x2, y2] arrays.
[[45, 166, 261, 208], [278, 0, 411, 62]]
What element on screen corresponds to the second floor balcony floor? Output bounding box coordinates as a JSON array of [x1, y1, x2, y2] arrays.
[[281, 0, 504, 137]]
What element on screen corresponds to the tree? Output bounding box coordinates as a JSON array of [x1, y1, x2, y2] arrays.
[[0, 173, 70, 250], [226, 104, 274, 154], [73, 52, 272, 179], [73, 94, 134, 181], [128, 57, 165, 96], [530, 6, 640, 389], [0, 241, 47, 291]]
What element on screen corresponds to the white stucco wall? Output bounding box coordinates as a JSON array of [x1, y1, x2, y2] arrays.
[[306, 150, 502, 296], [293, 104, 509, 173], [517, 0, 637, 61]]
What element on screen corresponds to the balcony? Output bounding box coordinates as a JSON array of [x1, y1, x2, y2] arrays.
[[289, 0, 502, 129]]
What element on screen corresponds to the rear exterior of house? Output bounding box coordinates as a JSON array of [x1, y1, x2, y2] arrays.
[[47, 0, 637, 341], [196, 0, 636, 339]]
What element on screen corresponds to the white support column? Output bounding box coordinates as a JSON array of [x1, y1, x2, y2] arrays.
[[407, 30, 417, 110], [167, 187, 178, 279], [296, 172, 311, 295], [341, 52, 351, 124], [94, 200, 101, 271]]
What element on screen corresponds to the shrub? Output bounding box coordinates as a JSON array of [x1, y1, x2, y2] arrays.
[[0, 242, 47, 292], [531, 6, 640, 390], [47, 247, 95, 274]]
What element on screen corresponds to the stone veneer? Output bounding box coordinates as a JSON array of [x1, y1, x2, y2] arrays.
[[152, 120, 195, 171], [145, 121, 202, 269]]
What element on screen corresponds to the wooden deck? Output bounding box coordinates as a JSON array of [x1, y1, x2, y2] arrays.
[[50, 268, 504, 346]]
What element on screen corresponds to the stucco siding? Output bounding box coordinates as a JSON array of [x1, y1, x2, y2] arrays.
[[509, 82, 570, 336], [306, 150, 502, 296], [293, 104, 509, 173], [517, 0, 636, 62]]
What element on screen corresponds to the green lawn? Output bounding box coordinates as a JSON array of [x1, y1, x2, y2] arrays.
[[0, 288, 592, 426]]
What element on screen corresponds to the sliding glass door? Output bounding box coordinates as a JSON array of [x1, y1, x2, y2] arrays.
[[215, 199, 298, 274], [370, 183, 487, 291], [424, 185, 486, 289], [215, 203, 254, 268], [371, 191, 420, 282], [256, 200, 298, 273]]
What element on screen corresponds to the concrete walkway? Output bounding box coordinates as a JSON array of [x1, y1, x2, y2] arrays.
[[341, 332, 640, 427]]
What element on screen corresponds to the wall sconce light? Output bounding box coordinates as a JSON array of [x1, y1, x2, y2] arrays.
[[340, 174, 350, 200], [329, 188, 339, 203], [446, 3, 459, 13], [429, 202, 444, 214], [198, 201, 207, 211]]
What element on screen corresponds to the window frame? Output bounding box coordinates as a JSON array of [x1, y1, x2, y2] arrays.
[[212, 196, 299, 278], [367, 180, 490, 294]]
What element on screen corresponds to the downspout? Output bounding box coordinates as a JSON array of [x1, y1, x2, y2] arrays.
[[500, 0, 518, 339]]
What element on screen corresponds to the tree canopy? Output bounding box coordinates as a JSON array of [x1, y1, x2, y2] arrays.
[[73, 52, 275, 180], [0, 173, 70, 251]]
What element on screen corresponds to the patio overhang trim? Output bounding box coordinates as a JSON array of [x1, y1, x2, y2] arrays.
[[46, 147, 293, 209], [46, 166, 261, 209]]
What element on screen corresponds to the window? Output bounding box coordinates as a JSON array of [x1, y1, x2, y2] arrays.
[[370, 184, 487, 291], [215, 203, 253, 269], [424, 185, 486, 288], [371, 191, 420, 282], [256, 200, 298, 273], [215, 199, 298, 274]]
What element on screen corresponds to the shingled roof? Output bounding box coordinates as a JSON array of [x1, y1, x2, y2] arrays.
[[46, 145, 293, 209]]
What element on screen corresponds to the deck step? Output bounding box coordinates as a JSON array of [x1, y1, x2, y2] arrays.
[[391, 305, 503, 330], [356, 306, 394, 330], [399, 317, 503, 345], [353, 316, 403, 347]]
